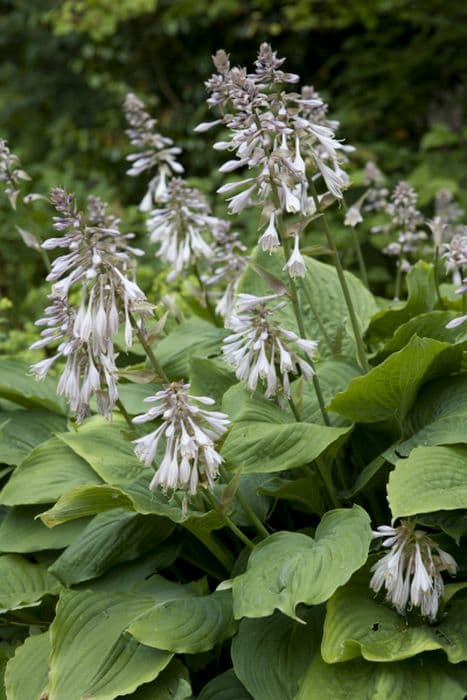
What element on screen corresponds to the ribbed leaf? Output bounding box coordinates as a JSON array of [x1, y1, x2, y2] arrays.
[[198, 670, 252, 700], [4, 632, 50, 700], [387, 445, 467, 519], [0, 357, 66, 414], [128, 660, 192, 699], [0, 554, 60, 612], [232, 506, 372, 619], [0, 408, 67, 465], [155, 318, 228, 378], [321, 568, 467, 663], [0, 437, 101, 506], [48, 590, 172, 700], [0, 505, 90, 552]]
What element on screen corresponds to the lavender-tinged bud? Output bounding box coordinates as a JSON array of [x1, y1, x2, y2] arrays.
[[223, 294, 318, 398], [132, 382, 230, 495], [370, 521, 457, 621], [0, 138, 31, 208]]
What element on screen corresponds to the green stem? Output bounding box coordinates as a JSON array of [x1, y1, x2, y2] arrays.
[[220, 468, 269, 539], [288, 396, 301, 421], [184, 521, 235, 571], [310, 183, 370, 372], [433, 246, 445, 309], [193, 262, 219, 325], [342, 199, 369, 288], [394, 258, 403, 301], [205, 490, 255, 550], [116, 398, 134, 430], [130, 313, 169, 383], [315, 455, 340, 508], [299, 278, 335, 353]]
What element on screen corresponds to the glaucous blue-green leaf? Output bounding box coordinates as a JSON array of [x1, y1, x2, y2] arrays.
[[48, 590, 172, 700], [387, 445, 467, 519], [128, 659, 192, 700], [329, 337, 461, 426], [49, 509, 174, 585], [221, 385, 351, 474], [198, 670, 252, 700], [0, 407, 67, 465], [4, 632, 50, 700], [0, 356, 67, 414], [155, 318, 228, 378], [231, 608, 322, 700], [295, 654, 465, 700], [366, 261, 437, 346], [0, 554, 60, 612], [0, 505, 90, 552], [128, 589, 236, 653], [232, 506, 372, 619], [321, 568, 467, 663], [57, 416, 145, 486], [0, 437, 101, 506], [385, 374, 467, 461]]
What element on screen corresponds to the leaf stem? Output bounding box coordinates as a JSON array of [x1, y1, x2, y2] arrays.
[[204, 490, 256, 550], [130, 313, 170, 383], [184, 521, 235, 571], [433, 246, 445, 309], [220, 467, 269, 539], [115, 398, 134, 430]]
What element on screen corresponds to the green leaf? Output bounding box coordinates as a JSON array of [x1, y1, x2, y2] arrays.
[[48, 590, 172, 700], [0, 408, 67, 465], [321, 567, 467, 664], [232, 506, 372, 620], [39, 484, 135, 526], [258, 475, 325, 516], [198, 670, 252, 700], [0, 357, 67, 414], [0, 437, 102, 506], [128, 589, 236, 653], [4, 632, 50, 700], [387, 446, 467, 519], [231, 608, 322, 700], [221, 385, 351, 474], [49, 509, 174, 585], [155, 318, 228, 377], [0, 505, 90, 552], [118, 382, 161, 415], [295, 654, 466, 700], [329, 337, 461, 426], [57, 416, 145, 486], [128, 659, 192, 700], [0, 554, 60, 612], [367, 262, 437, 346], [189, 356, 236, 411]]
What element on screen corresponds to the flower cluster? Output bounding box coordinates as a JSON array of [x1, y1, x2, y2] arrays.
[[124, 93, 184, 211], [0, 138, 30, 208], [370, 521, 457, 621], [132, 383, 230, 495], [222, 293, 318, 398], [202, 221, 248, 319], [197, 43, 352, 276], [31, 188, 150, 422]]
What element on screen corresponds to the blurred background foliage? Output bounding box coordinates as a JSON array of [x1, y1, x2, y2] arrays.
[[1, 0, 466, 351]]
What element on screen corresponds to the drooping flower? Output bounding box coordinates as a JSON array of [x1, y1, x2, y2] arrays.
[[132, 383, 230, 495], [222, 293, 318, 398], [370, 520, 458, 621], [344, 205, 363, 228]]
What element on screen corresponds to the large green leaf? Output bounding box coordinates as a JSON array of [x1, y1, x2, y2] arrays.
[[189, 356, 236, 411], [57, 416, 145, 486], [221, 385, 351, 474], [49, 509, 174, 585], [295, 654, 465, 700], [0, 408, 67, 465], [155, 318, 228, 378], [0, 437, 101, 506], [258, 475, 325, 516], [232, 506, 372, 619], [0, 357, 66, 414], [321, 568, 467, 664], [329, 337, 461, 427], [0, 554, 60, 612], [231, 608, 322, 700], [387, 445, 467, 519], [367, 261, 437, 347], [128, 589, 236, 653], [0, 505, 90, 552], [40, 484, 135, 526], [198, 670, 252, 700], [4, 632, 50, 700], [48, 590, 172, 700], [128, 660, 192, 700], [118, 382, 161, 415]]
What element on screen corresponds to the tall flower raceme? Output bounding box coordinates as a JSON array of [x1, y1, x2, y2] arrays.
[[132, 383, 230, 497], [370, 521, 458, 621], [222, 293, 318, 399], [195, 43, 352, 277], [124, 92, 184, 211], [0, 138, 31, 208], [30, 188, 151, 422]]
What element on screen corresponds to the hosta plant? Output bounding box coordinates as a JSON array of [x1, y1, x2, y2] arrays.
[[0, 44, 466, 700]]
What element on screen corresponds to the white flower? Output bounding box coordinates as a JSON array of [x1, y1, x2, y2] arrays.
[[259, 212, 280, 253], [223, 294, 317, 398], [370, 520, 458, 621], [283, 234, 306, 278], [132, 382, 230, 495], [344, 206, 363, 228]]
